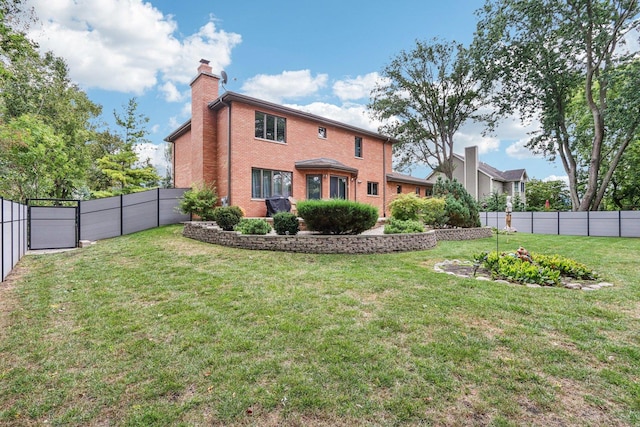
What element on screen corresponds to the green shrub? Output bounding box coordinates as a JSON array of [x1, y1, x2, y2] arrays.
[[422, 197, 447, 228], [433, 177, 480, 228], [533, 253, 598, 280], [178, 183, 218, 220], [477, 247, 598, 286], [389, 193, 423, 221], [383, 218, 425, 234], [213, 206, 244, 231], [272, 212, 300, 235], [234, 218, 271, 235], [297, 199, 378, 235]]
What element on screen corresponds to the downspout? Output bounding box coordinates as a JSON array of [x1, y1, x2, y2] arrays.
[[383, 137, 390, 217], [219, 96, 232, 205]]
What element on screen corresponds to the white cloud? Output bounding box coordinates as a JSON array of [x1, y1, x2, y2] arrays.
[[285, 102, 381, 132], [543, 174, 569, 184], [159, 82, 184, 103], [332, 72, 385, 101], [241, 70, 328, 103], [451, 132, 500, 155], [505, 139, 538, 159], [25, 0, 241, 93], [135, 142, 169, 176]]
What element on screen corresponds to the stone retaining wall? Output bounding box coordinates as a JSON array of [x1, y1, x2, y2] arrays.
[[433, 227, 493, 241], [183, 222, 492, 254]]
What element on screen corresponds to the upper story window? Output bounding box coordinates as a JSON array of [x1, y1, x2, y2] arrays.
[[318, 127, 327, 139], [415, 187, 421, 196], [355, 136, 363, 158], [396, 185, 402, 194], [255, 111, 286, 143], [520, 181, 525, 193]]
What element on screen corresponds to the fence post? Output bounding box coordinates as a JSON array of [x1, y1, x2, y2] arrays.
[[157, 188, 161, 227], [619, 210, 622, 237], [557, 211, 560, 235], [120, 194, 124, 236], [587, 210, 590, 237]]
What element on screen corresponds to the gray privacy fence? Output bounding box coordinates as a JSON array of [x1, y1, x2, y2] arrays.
[[29, 188, 190, 251], [2, 198, 28, 282], [481, 211, 640, 237]]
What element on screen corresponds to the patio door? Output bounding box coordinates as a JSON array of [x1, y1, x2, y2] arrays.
[[329, 176, 348, 199]]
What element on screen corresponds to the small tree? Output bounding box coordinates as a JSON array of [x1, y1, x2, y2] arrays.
[[178, 183, 218, 220], [433, 177, 480, 228]]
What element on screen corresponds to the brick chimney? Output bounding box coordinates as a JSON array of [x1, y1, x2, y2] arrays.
[[189, 59, 220, 185]]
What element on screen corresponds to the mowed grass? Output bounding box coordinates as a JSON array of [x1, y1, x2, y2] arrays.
[[1, 225, 639, 426]]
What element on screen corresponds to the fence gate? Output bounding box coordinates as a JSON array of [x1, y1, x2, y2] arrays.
[[28, 200, 79, 250]]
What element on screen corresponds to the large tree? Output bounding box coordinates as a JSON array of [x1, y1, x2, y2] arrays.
[[368, 39, 489, 179], [93, 98, 160, 196], [474, 0, 640, 211], [525, 179, 572, 211]]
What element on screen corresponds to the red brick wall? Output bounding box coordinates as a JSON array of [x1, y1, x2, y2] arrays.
[[221, 102, 393, 217]]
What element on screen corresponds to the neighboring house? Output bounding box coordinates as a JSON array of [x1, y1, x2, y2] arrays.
[[426, 146, 528, 204], [165, 60, 431, 217]]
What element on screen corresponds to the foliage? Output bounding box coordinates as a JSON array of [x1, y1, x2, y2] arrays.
[[0, 114, 69, 201], [178, 183, 218, 220], [93, 98, 160, 196], [297, 199, 378, 235], [272, 212, 300, 235], [473, 0, 640, 211], [213, 206, 244, 231], [388, 194, 447, 228], [422, 196, 447, 228], [383, 218, 425, 234], [533, 253, 597, 281], [388, 193, 423, 221], [477, 246, 598, 286], [1, 50, 101, 199], [605, 138, 640, 210], [234, 218, 271, 235], [369, 38, 490, 179], [433, 177, 480, 228], [525, 179, 571, 211]]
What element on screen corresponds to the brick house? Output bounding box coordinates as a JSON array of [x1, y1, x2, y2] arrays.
[[166, 60, 432, 217]]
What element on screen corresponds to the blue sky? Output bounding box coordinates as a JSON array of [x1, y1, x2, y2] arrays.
[[24, 0, 569, 181]]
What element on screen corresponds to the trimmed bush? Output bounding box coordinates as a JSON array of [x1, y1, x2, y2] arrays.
[[389, 193, 423, 221], [235, 218, 271, 235], [178, 183, 218, 220], [272, 212, 300, 235], [384, 218, 425, 234], [297, 199, 378, 235], [433, 177, 480, 228], [213, 206, 244, 231], [422, 197, 447, 228]]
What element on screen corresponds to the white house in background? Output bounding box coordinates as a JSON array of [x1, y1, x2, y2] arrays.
[[426, 146, 528, 204]]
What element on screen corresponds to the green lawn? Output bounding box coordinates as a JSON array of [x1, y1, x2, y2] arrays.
[[1, 225, 639, 426]]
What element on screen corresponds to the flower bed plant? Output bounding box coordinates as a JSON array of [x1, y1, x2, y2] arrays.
[[234, 218, 271, 235], [473, 246, 598, 287]]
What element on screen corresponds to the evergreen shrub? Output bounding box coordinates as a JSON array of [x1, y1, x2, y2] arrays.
[[272, 212, 300, 235], [297, 199, 378, 235], [213, 206, 244, 231], [234, 218, 271, 235]]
